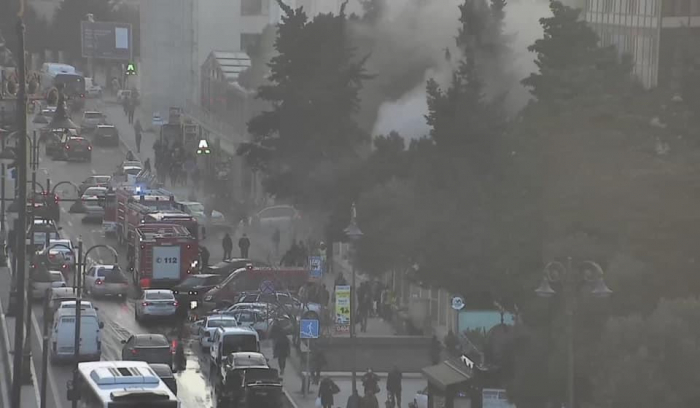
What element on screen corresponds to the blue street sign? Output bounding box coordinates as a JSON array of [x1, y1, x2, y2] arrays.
[[10, 168, 16, 180], [300, 319, 319, 339], [309, 256, 322, 278], [259, 280, 275, 294]]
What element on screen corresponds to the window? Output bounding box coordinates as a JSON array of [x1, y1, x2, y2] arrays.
[[604, 0, 614, 12], [627, 0, 638, 14], [241, 0, 263, 16], [240, 33, 262, 53]]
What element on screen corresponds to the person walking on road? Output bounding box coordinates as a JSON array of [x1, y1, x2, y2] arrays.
[[346, 388, 361, 408], [238, 233, 250, 258], [134, 119, 142, 153], [122, 96, 129, 115], [222, 233, 233, 260], [273, 333, 291, 375], [199, 246, 210, 270], [144, 157, 151, 173], [386, 366, 402, 408], [318, 377, 340, 408], [128, 103, 135, 124]]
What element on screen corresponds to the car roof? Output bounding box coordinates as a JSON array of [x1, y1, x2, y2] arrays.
[[51, 287, 78, 296], [92, 264, 115, 269], [229, 352, 268, 368], [56, 308, 98, 318], [84, 111, 102, 115], [148, 363, 174, 377], [133, 334, 169, 346], [144, 289, 173, 295], [208, 314, 237, 321], [217, 326, 256, 334], [188, 274, 219, 279], [96, 124, 115, 128], [84, 186, 107, 191]]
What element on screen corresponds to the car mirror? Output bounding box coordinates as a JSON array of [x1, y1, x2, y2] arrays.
[[98, 322, 104, 329], [94, 307, 99, 311]]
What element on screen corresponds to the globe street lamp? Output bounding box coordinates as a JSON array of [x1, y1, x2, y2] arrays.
[[343, 202, 363, 393], [535, 258, 612, 408]]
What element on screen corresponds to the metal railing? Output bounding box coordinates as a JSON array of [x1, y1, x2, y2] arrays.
[[184, 98, 246, 145]]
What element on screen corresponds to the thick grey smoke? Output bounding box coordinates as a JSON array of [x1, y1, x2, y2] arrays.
[[358, 0, 552, 140]]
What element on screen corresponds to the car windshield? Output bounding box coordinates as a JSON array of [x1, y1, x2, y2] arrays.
[[208, 319, 237, 328], [69, 138, 89, 147], [98, 127, 116, 135], [84, 187, 106, 196], [84, 112, 102, 119], [234, 311, 257, 323], [222, 334, 258, 355], [124, 168, 141, 176], [96, 267, 114, 277], [187, 203, 205, 212], [50, 273, 64, 282], [145, 292, 173, 300], [181, 276, 206, 286]]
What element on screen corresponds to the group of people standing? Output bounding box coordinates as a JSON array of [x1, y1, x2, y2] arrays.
[[151, 138, 197, 187]]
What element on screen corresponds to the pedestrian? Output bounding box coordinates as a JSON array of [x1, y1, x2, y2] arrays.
[[128, 101, 136, 124], [361, 368, 380, 396], [386, 366, 402, 408], [430, 335, 442, 364], [134, 119, 142, 153], [347, 388, 361, 408], [318, 377, 340, 408], [444, 329, 458, 356], [273, 333, 291, 375], [199, 246, 210, 270], [362, 392, 380, 408], [144, 157, 151, 173], [320, 284, 330, 307], [222, 233, 233, 260], [272, 228, 281, 257], [311, 347, 327, 385], [358, 300, 369, 333], [122, 97, 129, 115], [238, 233, 250, 259]]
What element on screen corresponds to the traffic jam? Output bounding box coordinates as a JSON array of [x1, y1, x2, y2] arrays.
[[22, 84, 317, 408]]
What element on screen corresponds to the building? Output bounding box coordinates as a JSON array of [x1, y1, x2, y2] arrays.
[[585, 0, 700, 89]]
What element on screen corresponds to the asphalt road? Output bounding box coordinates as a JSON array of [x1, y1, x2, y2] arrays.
[[20, 99, 221, 408]]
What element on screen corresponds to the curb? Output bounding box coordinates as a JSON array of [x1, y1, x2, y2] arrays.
[[0, 276, 13, 408]]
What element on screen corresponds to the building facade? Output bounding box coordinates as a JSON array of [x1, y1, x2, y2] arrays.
[[585, 0, 700, 88]]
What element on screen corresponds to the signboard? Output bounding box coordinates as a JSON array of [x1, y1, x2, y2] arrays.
[[451, 296, 465, 310], [309, 256, 322, 279], [152, 246, 181, 280], [300, 319, 319, 339], [81, 21, 133, 60], [259, 280, 275, 294], [335, 285, 351, 333]]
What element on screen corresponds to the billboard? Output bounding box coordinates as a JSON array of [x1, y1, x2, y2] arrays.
[[81, 21, 132, 60]]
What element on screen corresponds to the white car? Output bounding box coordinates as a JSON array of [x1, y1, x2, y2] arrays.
[[56, 300, 96, 312], [246, 205, 301, 231], [412, 387, 428, 408], [135, 290, 179, 322], [81, 110, 105, 133], [227, 309, 273, 339], [177, 201, 227, 228], [221, 302, 272, 315], [31, 270, 67, 299], [195, 315, 238, 349], [83, 264, 129, 299], [80, 186, 108, 220], [42, 239, 75, 269], [85, 77, 102, 98]]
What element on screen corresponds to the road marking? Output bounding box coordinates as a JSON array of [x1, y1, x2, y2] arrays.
[[66, 220, 73, 227], [31, 312, 65, 408]]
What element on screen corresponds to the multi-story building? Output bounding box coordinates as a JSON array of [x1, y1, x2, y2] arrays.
[[585, 0, 700, 89]]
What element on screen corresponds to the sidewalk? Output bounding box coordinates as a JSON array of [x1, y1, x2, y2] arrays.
[[0, 264, 41, 408]]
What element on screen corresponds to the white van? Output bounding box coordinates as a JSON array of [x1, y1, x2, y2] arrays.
[[209, 326, 260, 369], [50, 308, 103, 364]]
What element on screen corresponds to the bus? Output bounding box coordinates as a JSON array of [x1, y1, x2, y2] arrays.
[[54, 72, 86, 110], [67, 361, 180, 407]]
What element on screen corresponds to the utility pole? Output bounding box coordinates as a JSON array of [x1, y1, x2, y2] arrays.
[[22, 130, 37, 385], [71, 238, 83, 408], [10, 14, 29, 406]]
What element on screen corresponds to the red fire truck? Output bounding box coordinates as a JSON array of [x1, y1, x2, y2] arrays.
[[114, 187, 185, 246], [130, 223, 199, 289]]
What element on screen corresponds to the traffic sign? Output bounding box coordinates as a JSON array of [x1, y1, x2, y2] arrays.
[[300, 319, 319, 339], [126, 62, 137, 75], [451, 296, 465, 310], [309, 256, 322, 278], [259, 280, 275, 294], [197, 139, 211, 155]]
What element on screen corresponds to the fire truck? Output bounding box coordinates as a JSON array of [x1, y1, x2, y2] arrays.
[[114, 186, 181, 246], [130, 223, 199, 289]]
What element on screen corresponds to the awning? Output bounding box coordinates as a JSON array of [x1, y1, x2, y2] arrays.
[[422, 361, 471, 392]]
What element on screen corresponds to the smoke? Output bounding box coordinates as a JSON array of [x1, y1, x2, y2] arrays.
[[354, 0, 552, 140]]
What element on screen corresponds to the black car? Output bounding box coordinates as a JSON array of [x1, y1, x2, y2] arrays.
[[92, 124, 119, 147], [172, 274, 223, 304], [121, 334, 173, 369], [204, 259, 269, 276], [149, 363, 177, 396], [54, 136, 92, 162]]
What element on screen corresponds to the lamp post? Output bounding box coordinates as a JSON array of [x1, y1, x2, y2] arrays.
[[535, 258, 613, 408], [10, 13, 29, 406], [343, 202, 363, 393], [22, 129, 39, 385]]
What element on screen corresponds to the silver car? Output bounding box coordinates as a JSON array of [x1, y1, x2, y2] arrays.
[[135, 290, 178, 322], [84, 264, 129, 299], [194, 315, 238, 349], [31, 270, 66, 299], [81, 110, 105, 133]]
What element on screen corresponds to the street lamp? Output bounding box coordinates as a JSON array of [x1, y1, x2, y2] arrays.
[[343, 202, 362, 393], [535, 258, 612, 408]]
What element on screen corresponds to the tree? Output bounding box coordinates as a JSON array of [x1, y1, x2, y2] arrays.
[[238, 25, 277, 90], [52, 0, 113, 62], [592, 298, 700, 408], [240, 1, 369, 221]]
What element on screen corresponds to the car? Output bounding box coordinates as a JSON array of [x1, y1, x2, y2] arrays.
[[117, 160, 143, 177], [245, 205, 301, 232], [85, 77, 102, 98], [236, 291, 321, 319], [176, 201, 228, 229], [83, 264, 129, 299], [45, 128, 78, 157], [26, 219, 61, 253], [411, 387, 428, 408], [78, 175, 111, 196], [193, 315, 239, 349], [38, 239, 75, 271], [226, 309, 274, 339], [80, 110, 105, 133], [47, 287, 79, 317], [92, 124, 119, 147], [149, 363, 177, 396], [121, 334, 173, 369], [30, 270, 66, 299], [55, 136, 92, 162], [80, 186, 108, 220], [135, 290, 179, 321], [56, 300, 96, 312], [33, 107, 56, 124], [172, 274, 223, 308], [200, 258, 268, 276]]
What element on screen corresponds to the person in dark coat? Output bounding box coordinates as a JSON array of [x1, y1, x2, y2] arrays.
[[273, 334, 291, 375], [362, 393, 379, 408], [238, 233, 250, 258], [430, 335, 442, 364], [199, 246, 210, 270], [386, 366, 402, 407], [318, 377, 339, 408], [134, 120, 142, 153], [361, 369, 380, 396], [222, 233, 233, 260], [347, 388, 361, 408], [144, 157, 151, 173], [311, 348, 327, 385]]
